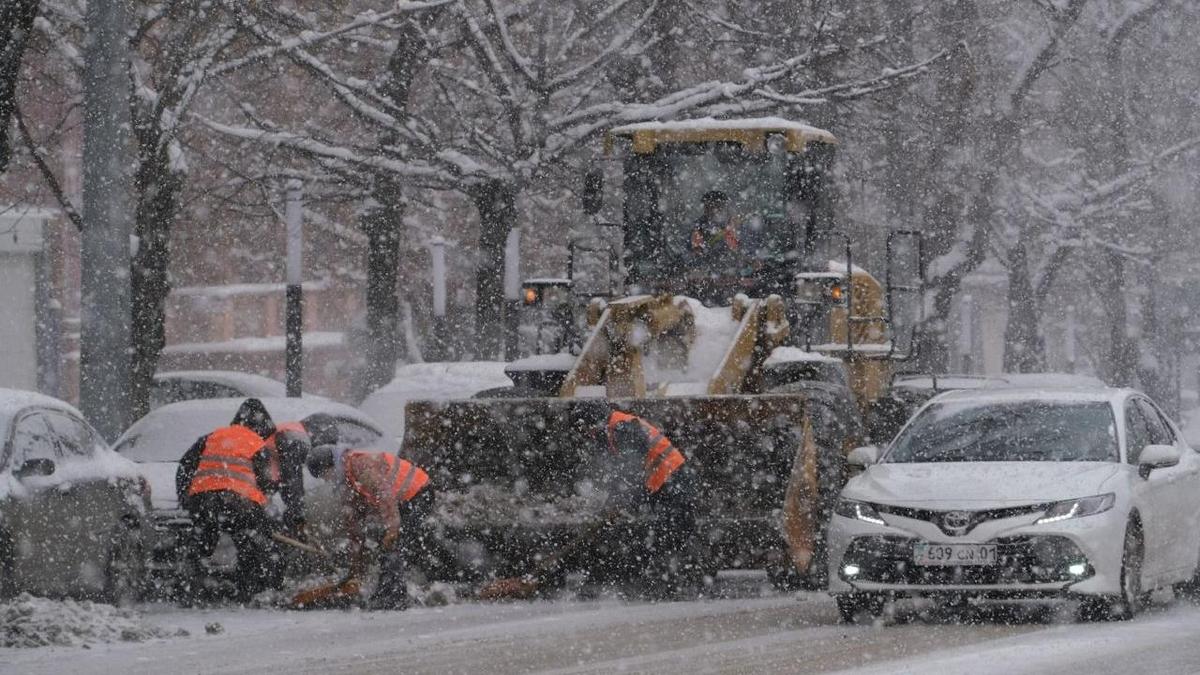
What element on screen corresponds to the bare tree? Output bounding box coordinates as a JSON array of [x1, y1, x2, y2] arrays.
[[205, 0, 955, 360], [0, 0, 39, 173]]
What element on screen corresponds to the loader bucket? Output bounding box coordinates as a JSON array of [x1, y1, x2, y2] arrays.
[[403, 393, 850, 579]]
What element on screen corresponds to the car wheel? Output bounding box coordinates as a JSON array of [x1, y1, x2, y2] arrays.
[[836, 593, 884, 623], [1079, 522, 1142, 622], [103, 516, 146, 606], [1172, 544, 1200, 602], [0, 528, 15, 600]]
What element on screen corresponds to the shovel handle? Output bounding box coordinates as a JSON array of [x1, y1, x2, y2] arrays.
[[272, 532, 331, 558]]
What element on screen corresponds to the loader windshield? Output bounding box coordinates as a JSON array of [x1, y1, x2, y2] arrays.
[[660, 142, 798, 264]]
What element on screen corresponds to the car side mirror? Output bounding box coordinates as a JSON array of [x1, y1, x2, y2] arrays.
[[1138, 443, 1181, 478], [848, 445, 880, 467], [14, 458, 56, 479]]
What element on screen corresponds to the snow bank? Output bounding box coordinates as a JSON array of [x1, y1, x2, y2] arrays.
[[0, 594, 183, 648]]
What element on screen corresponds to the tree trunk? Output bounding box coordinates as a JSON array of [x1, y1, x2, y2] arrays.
[[1001, 238, 1045, 373], [0, 0, 39, 173], [1098, 250, 1135, 386], [79, 0, 134, 440], [359, 177, 404, 398], [128, 148, 181, 421], [471, 180, 516, 360], [356, 11, 440, 397]]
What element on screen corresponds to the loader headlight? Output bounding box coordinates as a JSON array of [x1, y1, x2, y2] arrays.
[[834, 498, 885, 526], [1035, 493, 1114, 525]]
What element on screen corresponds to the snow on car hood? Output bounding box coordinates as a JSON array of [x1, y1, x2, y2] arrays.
[[843, 461, 1123, 508], [138, 462, 181, 511], [0, 448, 144, 501]]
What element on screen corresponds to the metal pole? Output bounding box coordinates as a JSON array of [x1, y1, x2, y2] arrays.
[[79, 0, 133, 439], [430, 237, 447, 359], [1065, 305, 1077, 374], [503, 228, 521, 358], [959, 294, 974, 374], [285, 180, 303, 397]]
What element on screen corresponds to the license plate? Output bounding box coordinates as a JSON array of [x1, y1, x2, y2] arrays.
[[913, 542, 998, 566]]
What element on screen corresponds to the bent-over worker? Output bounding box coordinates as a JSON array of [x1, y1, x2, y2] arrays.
[[303, 447, 435, 610], [570, 401, 700, 597]]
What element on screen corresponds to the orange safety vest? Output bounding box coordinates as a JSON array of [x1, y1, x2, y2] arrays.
[[187, 425, 268, 506], [606, 412, 686, 494], [264, 421, 310, 483], [343, 451, 430, 507], [691, 223, 739, 252]]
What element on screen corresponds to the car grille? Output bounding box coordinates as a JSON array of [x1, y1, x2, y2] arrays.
[[874, 503, 1048, 537], [842, 534, 1088, 586]]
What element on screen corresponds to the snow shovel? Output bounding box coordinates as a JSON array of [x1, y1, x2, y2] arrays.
[[477, 509, 622, 601], [291, 577, 361, 609]]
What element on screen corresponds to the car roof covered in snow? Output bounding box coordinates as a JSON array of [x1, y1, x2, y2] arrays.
[[927, 386, 1134, 408], [0, 388, 82, 417], [893, 372, 1107, 392], [360, 362, 514, 439], [114, 397, 388, 463], [153, 370, 289, 397], [0, 388, 93, 453]]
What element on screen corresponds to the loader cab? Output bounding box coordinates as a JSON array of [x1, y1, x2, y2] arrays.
[[604, 118, 838, 304]]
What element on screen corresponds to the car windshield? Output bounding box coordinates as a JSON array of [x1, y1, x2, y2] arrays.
[[886, 400, 1119, 463]]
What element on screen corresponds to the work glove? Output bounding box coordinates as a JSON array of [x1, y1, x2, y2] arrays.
[[381, 527, 400, 552]]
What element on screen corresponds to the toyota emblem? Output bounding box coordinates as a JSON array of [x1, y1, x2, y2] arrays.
[[941, 511, 972, 536]]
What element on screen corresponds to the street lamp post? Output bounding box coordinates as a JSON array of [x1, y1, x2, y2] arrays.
[[285, 180, 303, 397]]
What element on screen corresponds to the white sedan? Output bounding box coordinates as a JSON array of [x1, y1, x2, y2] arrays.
[[828, 387, 1200, 622]]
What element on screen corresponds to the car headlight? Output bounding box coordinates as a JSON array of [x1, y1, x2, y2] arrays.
[[1035, 493, 1115, 525], [834, 498, 885, 526]]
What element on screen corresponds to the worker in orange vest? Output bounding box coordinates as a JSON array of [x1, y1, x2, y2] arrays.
[[570, 401, 700, 598], [262, 413, 339, 539], [175, 398, 280, 601], [300, 447, 435, 610]]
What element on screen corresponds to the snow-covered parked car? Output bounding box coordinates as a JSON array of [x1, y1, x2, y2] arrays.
[[150, 370, 327, 410], [0, 389, 150, 601], [360, 361, 513, 440], [113, 397, 397, 590], [829, 387, 1200, 622]]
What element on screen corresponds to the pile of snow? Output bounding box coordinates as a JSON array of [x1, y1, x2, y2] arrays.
[[763, 346, 841, 368], [0, 594, 183, 648], [643, 298, 740, 390], [432, 483, 607, 528], [360, 362, 513, 439]]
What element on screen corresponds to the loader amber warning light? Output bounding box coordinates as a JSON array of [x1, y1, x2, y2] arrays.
[[830, 284, 844, 302], [524, 288, 538, 304]]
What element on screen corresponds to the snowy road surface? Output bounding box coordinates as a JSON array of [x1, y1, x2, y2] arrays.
[[5, 586, 1200, 674]]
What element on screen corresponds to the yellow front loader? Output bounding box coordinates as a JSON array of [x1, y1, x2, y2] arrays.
[[402, 118, 922, 587]]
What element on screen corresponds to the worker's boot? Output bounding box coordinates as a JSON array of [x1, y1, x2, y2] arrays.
[[369, 548, 410, 610]]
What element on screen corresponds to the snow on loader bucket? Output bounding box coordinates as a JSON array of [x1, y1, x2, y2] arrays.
[[403, 295, 858, 586]]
